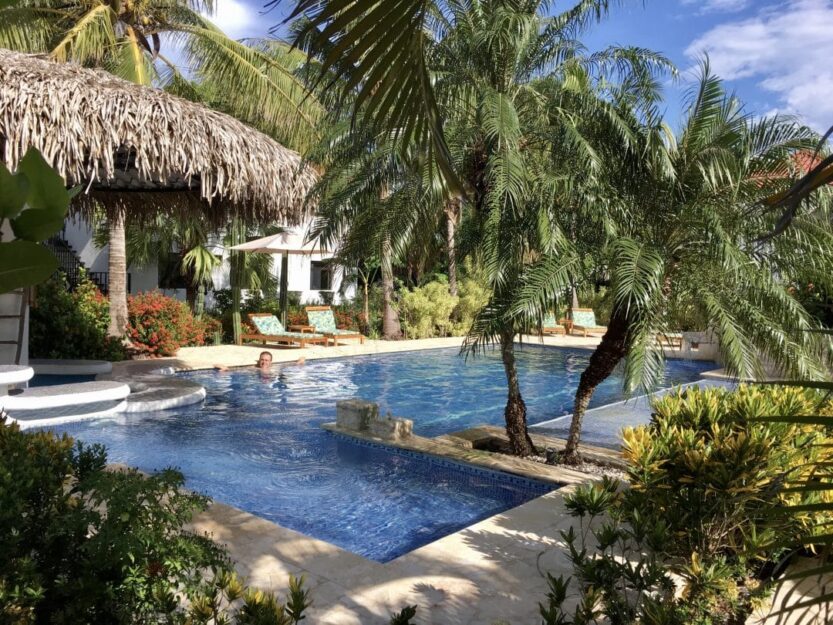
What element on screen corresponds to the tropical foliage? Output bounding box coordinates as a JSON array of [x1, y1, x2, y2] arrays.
[[29, 272, 126, 361], [0, 416, 314, 624], [0, 0, 322, 339], [0, 148, 74, 294], [306, 0, 673, 456], [506, 69, 833, 462], [543, 384, 833, 624]]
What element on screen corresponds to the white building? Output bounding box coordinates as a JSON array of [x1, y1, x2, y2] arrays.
[[59, 216, 356, 306]]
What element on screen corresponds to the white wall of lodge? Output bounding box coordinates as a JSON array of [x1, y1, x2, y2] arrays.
[[60, 217, 356, 307]]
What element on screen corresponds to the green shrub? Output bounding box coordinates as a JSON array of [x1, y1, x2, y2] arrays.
[[542, 478, 744, 625], [543, 385, 833, 625], [624, 384, 833, 561], [29, 272, 126, 361], [0, 416, 311, 625], [399, 279, 458, 338], [450, 274, 490, 336]]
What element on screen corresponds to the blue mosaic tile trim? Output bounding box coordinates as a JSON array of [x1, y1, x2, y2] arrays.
[[328, 431, 560, 495]]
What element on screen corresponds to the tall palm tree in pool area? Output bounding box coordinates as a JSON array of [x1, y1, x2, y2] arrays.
[[544, 71, 833, 462], [304, 0, 671, 456]]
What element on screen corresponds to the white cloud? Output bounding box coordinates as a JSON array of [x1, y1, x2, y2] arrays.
[[203, 0, 260, 40], [685, 0, 833, 130], [681, 0, 750, 14]]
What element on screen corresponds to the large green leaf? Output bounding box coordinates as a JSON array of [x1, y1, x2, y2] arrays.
[[10, 148, 71, 241], [0, 240, 58, 293], [0, 162, 28, 219], [16, 148, 70, 213]]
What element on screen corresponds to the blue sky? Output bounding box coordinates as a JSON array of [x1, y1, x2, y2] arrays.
[[209, 0, 832, 131]]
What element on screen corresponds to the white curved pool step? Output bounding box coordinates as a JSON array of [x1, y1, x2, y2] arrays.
[[1, 380, 130, 411], [0, 365, 34, 389], [30, 359, 113, 376], [9, 399, 128, 429]]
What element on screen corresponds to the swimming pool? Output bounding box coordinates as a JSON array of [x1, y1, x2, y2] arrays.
[[54, 345, 714, 561]]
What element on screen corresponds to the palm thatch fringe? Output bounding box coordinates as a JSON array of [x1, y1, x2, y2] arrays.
[[0, 48, 317, 224]]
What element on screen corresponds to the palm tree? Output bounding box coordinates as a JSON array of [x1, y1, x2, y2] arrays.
[[96, 214, 221, 315], [515, 70, 833, 463], [306, 0, 669, 455], [1, 0, 322, 336]]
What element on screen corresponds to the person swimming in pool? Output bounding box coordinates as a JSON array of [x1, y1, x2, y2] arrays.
[[214, 352, 305, 372], [214, 351, 273, 372]]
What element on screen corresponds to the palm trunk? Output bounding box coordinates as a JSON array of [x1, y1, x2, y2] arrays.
[[381, 233, 402, 339], [107, 212, 128, 338], [194, 284, 205, 318], [563, 308, 630, 464], [229, 219, 245, 345], [500, 328, 535, 456], [362, 271, 370, 333], [445, 200, 459, 297]]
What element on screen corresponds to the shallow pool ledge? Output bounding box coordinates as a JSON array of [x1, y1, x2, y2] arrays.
[[321, 422, 589, 486]]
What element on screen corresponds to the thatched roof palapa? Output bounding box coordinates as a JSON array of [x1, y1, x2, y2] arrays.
[[0, 48, 318, 224]]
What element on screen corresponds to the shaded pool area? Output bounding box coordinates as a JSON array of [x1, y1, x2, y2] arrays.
[[53, 345, 714, 561]]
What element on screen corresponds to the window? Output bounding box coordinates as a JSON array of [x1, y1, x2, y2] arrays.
[[310, 260, 332, 291]]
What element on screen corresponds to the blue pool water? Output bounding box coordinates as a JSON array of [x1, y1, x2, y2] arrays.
[[30, 373, 96, 386], [54, 345, 714, 561]]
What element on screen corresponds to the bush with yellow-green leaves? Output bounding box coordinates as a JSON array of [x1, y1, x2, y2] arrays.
[[624, 384, 833, 561], [542, 385, 833, 625]]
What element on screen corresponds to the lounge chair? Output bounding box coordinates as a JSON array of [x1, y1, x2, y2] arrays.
[[242, 313, 329, 348], [656, 332, 683, 349], [305, 306, 365, 346], [569, 308, 607, 337], [542, 312, 566, 336]]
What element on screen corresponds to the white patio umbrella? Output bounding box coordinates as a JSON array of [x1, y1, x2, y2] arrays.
[[229, 231, 331, 326]]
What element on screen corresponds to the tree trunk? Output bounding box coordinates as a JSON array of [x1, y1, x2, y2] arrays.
[[107, 212, 128, 338], [445, 199, 460, 297], [228, 219, 245, 345], [362, 270, 370, 334], [563, 308, 630, 464], [381, 233, 402, 340], [500, 329, 536, 456], [194, 284, 205, 318]]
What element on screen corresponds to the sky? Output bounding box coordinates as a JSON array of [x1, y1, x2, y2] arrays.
[[207, 0, 832, 132]]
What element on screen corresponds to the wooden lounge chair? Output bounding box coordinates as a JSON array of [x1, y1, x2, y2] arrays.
[[242, 313, 329, 348], [656, 332, 683, 349], [569, 308, 607, 337], [542, 312, 566, 336], [305, 305, 366, 346]]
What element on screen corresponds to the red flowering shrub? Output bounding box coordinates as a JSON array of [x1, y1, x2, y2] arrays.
[[332, 307, 361, 330], [287, 310, 306, 326], [127, 292, 206, 357]]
